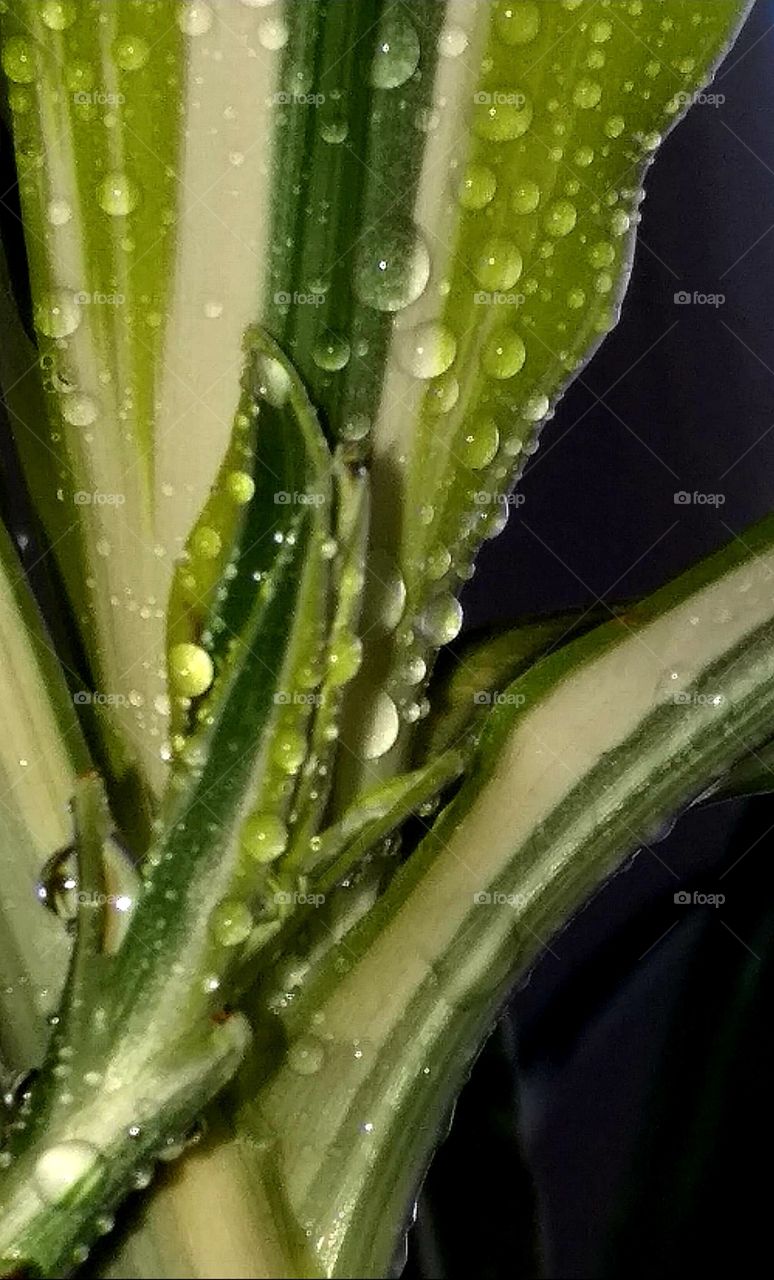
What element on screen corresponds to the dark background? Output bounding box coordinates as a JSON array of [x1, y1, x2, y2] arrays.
[[407, 3, 774, 1277]]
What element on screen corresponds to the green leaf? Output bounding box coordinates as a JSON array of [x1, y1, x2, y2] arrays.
[[241, 512, 774, 1278]]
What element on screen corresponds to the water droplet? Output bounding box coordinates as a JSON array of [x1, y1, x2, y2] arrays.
[[369, 13, 420, 89], [475, 238, 523, 291], [360, 691, 400, 760], [401, 655, 427, 685], [591, 18, 613, 43], [328, 634, 363, 687], [589, 241, 615, 269], [523, 393, 549, 422], [574, 145, 594, 167], [191, 526, 222, 560], [34, 1142, 100, 1204], [567, 286, 586, 309], [47, 198, 72, 227], [341, 413, 371, 442], [511, 178, 541, 215], [61, 394, 97, 427], [544, 200, 577, 238], [482, 329, 526, 380], [41, 1, 76, 31], [313, 334, 350, 372], [419, 594, 463, 646], [473, 91, 533, 142], [272, 729, 306, 776], [426, 546, 452, 581], [439, 26, 468, 59], [169, 643, 214, 698], [210, 898, 253, 947], [226, 471, 255, 504], [457, 163, 496, 211], [258, 17, 289, 51], [178, 3, 214, 36], [494, 1, 540, 45], [287, 1035, 326, 1075], [426, 372, 459, 415], [204, 300, 223, 319], [37, 847, 77, 923], [35, 289, 81, 339], [396, 322, 456, 379], [462, 417, 499, 470], [113, 35, 150, 71], [255, 353, 291, 406], [242, 812, 288, 863], [353, 224, 430, 313], [611, 209, 631, 237], [97, 172, 140, 217], [2, 37, 36, 84], [604, 115, 625, 139], [573, 78, 602, 110]]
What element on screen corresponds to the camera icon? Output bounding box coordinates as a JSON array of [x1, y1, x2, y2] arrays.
[[74, 291, 91, 306], [473, 691, 491, 705], [73, 91, 90, 106], [73, 691, 92, 705], [274, 891, 293, 906], [74, 491, 91, 505], [474, 491, 490, 505], [274, 291, 291, 306], [274, 491, 291, 505], [672, 690, 692, 705], [674, 491, 692, 505], [674, 890, 692, 905], [473, 891, 491, 905], [273, 691, 291, 705], [674, 290, 692, 305], [473, 291, 491, 305], [474, 92, 491, 105]]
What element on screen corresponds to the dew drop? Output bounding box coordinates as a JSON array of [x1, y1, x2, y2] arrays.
[[369, 13, 420, 89], [97, 172, 140, 217], [523, 393, 549, 422], [2, 37, 37, 84], [589, 241, 615, 269], [439, 26, 468, 59], [482, 329, 526, 380], [475, 238, 523, 291], [604, 115, 625, 139], [210, 898, 253, 948], [61, 394, 97, 427], [47, 198, 72, 227], [494, 1, 540, 45], [34, 1142, 100, 1204], [611, 209, 631, 237], [288, 1035, 326, 1075], [178, 3, 214, 36], [320, 120, 348, 145], [462, 417, 499, 470], [226, 471, 255, 504], [396, 321, 456, 379], [113, 35, 150, 71], [204, 300, 223, 319], [567, 286, 586, 309], [457, 163, 496, 211], [590, 19, 613, 43], [313, 334, 351, 372], [544, 200, 577, 238], [419, 594, 463, 645], [573, 79, 602, 109], [360, 691, 400, 760], [272, 729, 307, 776], [353, 224, 430, 313], [169, 643, 214, 698], [191, 526, 222, 560], [258, 18, 289, 51], [241, 813, 288, 863], [41, 1, 76, 31], [35, 289, 81, 339], [511, 178, 541, 215], [574, 145, 594, 167], [473, 91, 533, 142], [328, 634, 363, 687]]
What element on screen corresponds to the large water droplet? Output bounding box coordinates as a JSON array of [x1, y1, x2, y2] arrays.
[[178, 3, 214, 36], [482, 329, 526, 379], [369, 13, 420, 89], [34, 1142, 100, 1204], [494, 1, 540, 45], [61, 394, 98, 427], [112, 35, 150, 71], [475, 238, 523, 291], [242, 813, 288, 863], [419, 594, 463, 645], [97, 173, 140, 217], [544, 200, 577, 238], [360, 692, 400, 760], [169, 643, 214, 698], [313, 333, 351, 372], [457, 163, 496, 211], [47, 198, 72, 227], [41, 1, 76, 31], [396, 322, 456, 379], [353, 224, 430, 313], [512, 178, 541, 215], [573, 78, 602, 109], [210, 899, 253, 948], [35, 289, 81, 339], [2, 37, 37, 84], [462, 417, 499, 470], [272, 729, 307, 776]]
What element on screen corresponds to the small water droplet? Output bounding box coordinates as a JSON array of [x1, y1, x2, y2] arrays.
[[287, 1035, 326, 1075], [47, 198, 72, 227], [396, 322, 456, 379], [457, 163, 496, 211], [482, 329, 526, 380], [495, 1, 540, 45], [473, 91, 533, 142], [97, 172, 140, 217], [35, 289, 81, 339], [369, 13, 420, 89], [113, 35, 150, 71], [462, 417, 499, 470], [61, 394, 98, 427], [419, 594, 463, 645], [178, 3, 214, 37], [313, 333, 351, 372], [226, 471, 255, 504], [475, 238, 523, 291], [573, 79, 602, 109], [241, 813, 288, 863], [210, 898, 253, 947], [169, 643, 214, 698], [544, 200, 577, 238], [360, 691, 400, 760], [512, 178, 541, 215], [34, 1142, 100, 1204], [353, 224, 430, 313]]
